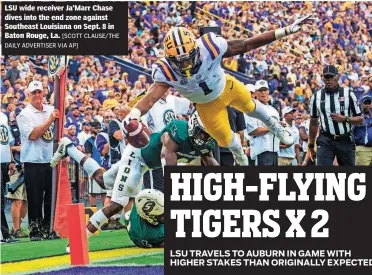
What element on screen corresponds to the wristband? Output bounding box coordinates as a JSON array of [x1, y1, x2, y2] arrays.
[[308, 144, 315, 149], [274, 28, 287, 40]]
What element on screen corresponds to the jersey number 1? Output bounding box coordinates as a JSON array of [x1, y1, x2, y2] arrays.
[[199, 81, 213, 96]]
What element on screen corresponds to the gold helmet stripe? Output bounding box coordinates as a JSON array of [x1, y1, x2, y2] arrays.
[[177, 28, 184, 46], [173, 28, 182, 46]]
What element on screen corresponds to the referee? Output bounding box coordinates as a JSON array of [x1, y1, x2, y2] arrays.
[[308, 65, 363, 166], [17, 81, 60, 241]]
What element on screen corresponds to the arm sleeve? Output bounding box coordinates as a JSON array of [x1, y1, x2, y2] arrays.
[[78, 134, 84, 146], [108, 120, 120, 137], [309, 92, 319, 117], [294, 129, 300, 145], [245, 117, 259, 135], [16, 112, 35, 140], [349, 89, 362, 116], [95, 134, 107, 155]]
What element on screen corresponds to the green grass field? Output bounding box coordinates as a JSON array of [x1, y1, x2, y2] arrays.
[[1, 230, 134, 263], [1, 230, 164, 275]]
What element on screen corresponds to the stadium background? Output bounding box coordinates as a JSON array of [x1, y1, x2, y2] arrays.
[[1, 1, 372, 274]]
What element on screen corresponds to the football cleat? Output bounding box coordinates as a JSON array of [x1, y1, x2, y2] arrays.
[[267, 117, 294, 146], [50, 137, 73, 167], [229, 134, 248, 166]]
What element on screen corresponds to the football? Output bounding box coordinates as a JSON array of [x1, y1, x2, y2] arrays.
[[124, 120, 152, 148]]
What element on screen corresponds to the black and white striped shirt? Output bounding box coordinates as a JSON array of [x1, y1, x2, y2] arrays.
[[309, 86, 361, 135]]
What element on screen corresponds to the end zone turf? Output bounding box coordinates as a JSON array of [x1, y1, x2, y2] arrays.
[[1, 231, 164, 275]]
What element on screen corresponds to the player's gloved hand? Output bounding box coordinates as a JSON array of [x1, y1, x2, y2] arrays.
[[123, 107, 142, 136], [275, 14, 315, 40], [286, 14, 315, 34]]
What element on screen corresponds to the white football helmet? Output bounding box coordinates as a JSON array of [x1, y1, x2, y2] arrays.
[[135, 189, 164, 225], [188, 111, 215, 148]]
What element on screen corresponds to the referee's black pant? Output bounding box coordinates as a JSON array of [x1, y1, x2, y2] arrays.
[[1, 163, 11, 239], [316, 133, 355, 166], [24, 162, 53, 239]]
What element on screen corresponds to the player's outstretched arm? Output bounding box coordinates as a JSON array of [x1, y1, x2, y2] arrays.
[[160, 132, 180, 166], [201, 152, 220, 166], [131, 82, 171, 119], [223, 14, 314, 58]]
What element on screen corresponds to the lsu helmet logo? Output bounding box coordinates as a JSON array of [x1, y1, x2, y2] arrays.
[[41, 125, 54, 143], [0, 125, 10, 145]]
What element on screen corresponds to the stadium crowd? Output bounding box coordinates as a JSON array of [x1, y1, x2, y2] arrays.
[[1, 1, 372, 242]]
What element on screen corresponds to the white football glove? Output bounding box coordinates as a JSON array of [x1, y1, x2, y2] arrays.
[[286, 14, 315, 34], [122, 107, 142, 136]]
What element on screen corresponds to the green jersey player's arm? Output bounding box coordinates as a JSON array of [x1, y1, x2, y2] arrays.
[[160, 131, 179, 166], [135, 82, 171, 117], [201, 152, 219, 166]]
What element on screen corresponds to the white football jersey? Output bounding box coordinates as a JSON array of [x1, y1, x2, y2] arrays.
[[144, 98, 177, 133], [166, 94, 191, 116], [152, 32, 228, 104]]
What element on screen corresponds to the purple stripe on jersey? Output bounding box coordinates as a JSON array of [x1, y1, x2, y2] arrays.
[[163, 61, 177, 80], [207, 33, 220, 56], [155, 63, 172, 81], [201, 35, 218, 60]]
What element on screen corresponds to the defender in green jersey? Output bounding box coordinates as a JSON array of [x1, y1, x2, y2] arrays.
[[51, 112, 218, 248]]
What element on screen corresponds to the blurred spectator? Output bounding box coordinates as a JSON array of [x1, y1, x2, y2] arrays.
[[0, 112, 19, 243], [353, 94, 372, 165], [6, 60, 21, 86], [7, 112, 28, 238], [246, 80, 280, 166], [278, 107, 301, 166], [108, 106, 131, 164], [65, 106, 83, 134], [77, 121, 91, 199], [84, 121, 107, 207], [103, 90, 119, 110]]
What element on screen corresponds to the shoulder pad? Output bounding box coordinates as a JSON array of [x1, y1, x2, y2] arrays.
[[152, 60, 177, 82]]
